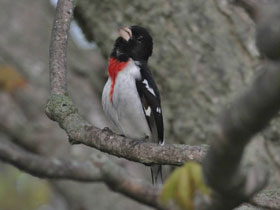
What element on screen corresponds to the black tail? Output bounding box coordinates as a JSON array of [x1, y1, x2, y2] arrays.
[[151, 165, 163, 185]]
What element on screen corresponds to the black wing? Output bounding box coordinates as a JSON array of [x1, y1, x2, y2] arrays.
[[136, 63, 164, 144]]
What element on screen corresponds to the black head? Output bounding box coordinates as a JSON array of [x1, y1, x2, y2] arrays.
[[111, 25, 153, 62]]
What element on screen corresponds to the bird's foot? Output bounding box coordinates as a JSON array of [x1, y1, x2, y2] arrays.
[[142, 135, 150, 142], [129, 136, 149, 148], [102, 127, 111, 132], [69, 138, 81, 145]]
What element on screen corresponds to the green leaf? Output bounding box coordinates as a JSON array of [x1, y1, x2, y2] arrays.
[[177, 167, 192, 210], [160, 167, 181, 203], [160, 162, 211, 210]]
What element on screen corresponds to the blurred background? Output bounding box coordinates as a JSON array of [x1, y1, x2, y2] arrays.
[[0, 0, 280, 209]]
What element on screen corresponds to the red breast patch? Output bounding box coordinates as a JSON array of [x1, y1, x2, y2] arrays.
[[108, 57, 128, 102]]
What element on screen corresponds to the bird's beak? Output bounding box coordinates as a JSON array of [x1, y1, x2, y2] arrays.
[[119, 27, 132, 41]]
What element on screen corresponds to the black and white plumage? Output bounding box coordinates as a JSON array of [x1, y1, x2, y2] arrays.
[[102, 25, 164, 184]]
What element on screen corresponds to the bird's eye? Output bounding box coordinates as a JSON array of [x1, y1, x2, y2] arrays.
[[137, 36, 143, 42]]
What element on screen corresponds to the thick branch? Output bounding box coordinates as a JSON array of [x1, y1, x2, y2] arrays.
[[203, 60, 280, 193], [83, 127, 206, 165], [49, 0, 74, 94], [201, 2, 280, 210]]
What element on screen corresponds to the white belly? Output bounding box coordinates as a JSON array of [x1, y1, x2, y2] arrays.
[[102, 60, 151, 140]]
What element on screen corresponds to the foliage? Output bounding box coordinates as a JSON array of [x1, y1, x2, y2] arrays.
[[160, 162, 211, 210]]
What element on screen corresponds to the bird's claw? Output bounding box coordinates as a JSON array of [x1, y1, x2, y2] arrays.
[[129, 136, 149, 148]]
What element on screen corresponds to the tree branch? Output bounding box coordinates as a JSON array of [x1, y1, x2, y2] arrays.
[[200, 2, 280, 209], [90, 153, 165, 210], [202, 61, 280, 208], [0, 137, 166, 209], [0, 139, 102, 182], [49, 0, 74, 95], [45, 95, 206, 166]]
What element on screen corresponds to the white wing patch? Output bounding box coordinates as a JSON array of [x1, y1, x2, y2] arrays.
[[144, 106, 151, 116], [142, 79, 156, 96], [156, 107, 161, 113]]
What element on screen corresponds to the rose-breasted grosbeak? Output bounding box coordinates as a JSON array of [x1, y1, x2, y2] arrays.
[[102, 25, 164, 184]]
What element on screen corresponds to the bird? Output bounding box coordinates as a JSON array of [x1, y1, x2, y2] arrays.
[[102, 25, 164, 185]]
